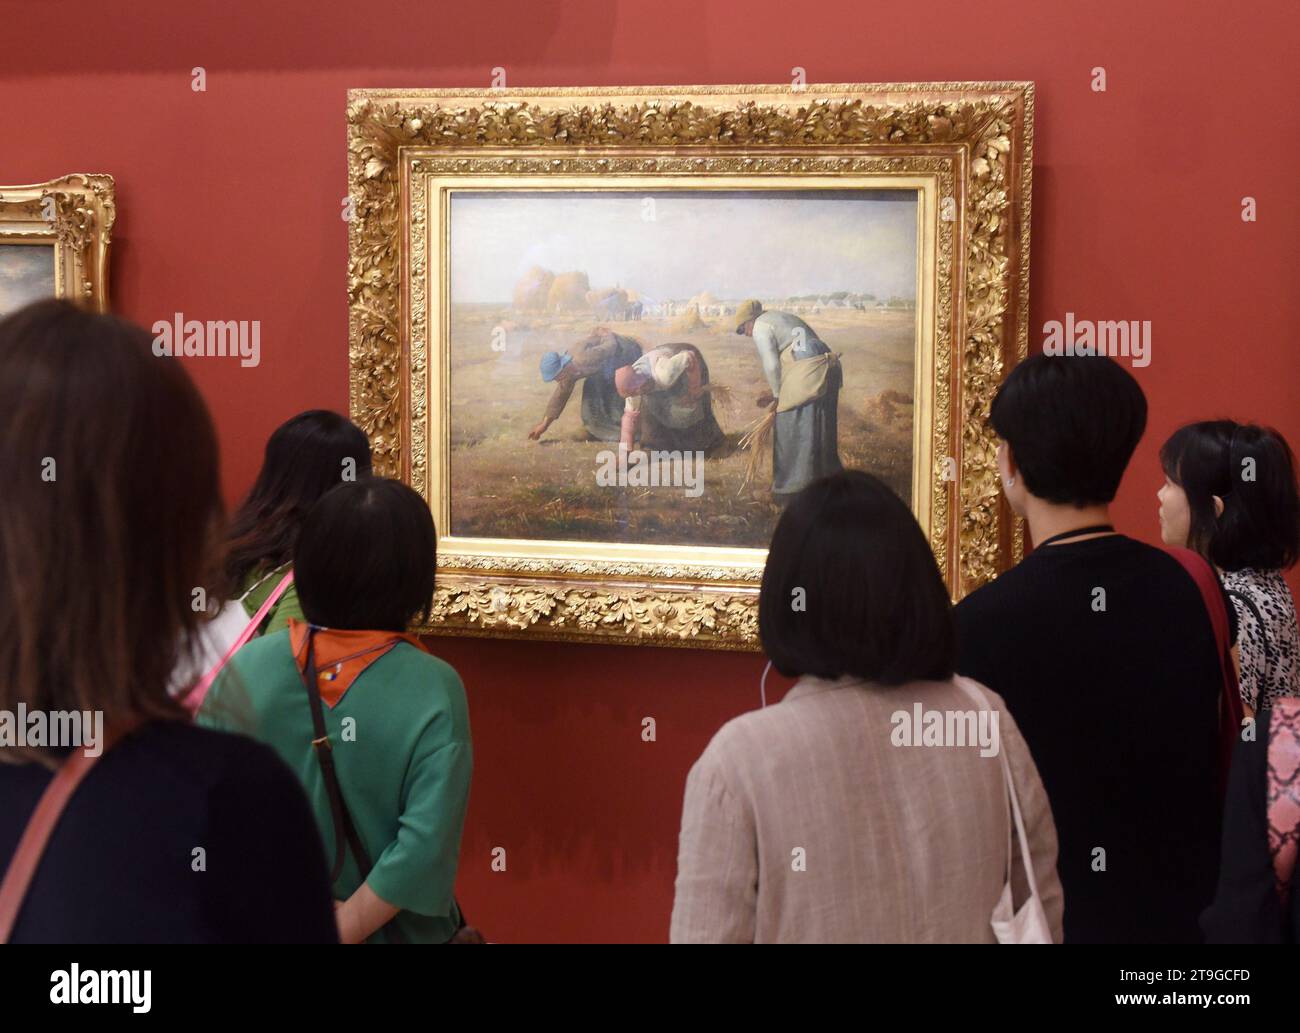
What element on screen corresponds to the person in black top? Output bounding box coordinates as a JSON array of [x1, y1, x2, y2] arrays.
[[955, 353, 1229, 944], [0, 300, 337, 943], [1201, 703, 1300, 943], [1, 724, 338, 943]]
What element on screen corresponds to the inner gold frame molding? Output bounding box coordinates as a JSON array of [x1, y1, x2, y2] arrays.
[[0, 174, 116, 312], [347, 83, 1032, 650]]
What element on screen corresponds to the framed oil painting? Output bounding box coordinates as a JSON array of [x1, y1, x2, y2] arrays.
[[347, 83, 1033, 649], [0, 174, 115, 316]]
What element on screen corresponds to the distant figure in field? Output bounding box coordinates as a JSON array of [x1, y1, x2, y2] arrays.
[[529, 327, 642, 442]]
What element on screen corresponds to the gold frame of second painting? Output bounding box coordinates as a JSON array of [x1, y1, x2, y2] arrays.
[[0, 174, 116, 313], [346, 84, 1033, 650]]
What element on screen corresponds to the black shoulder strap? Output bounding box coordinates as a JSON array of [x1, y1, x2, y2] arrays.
[[301, 629, 372, 882], [300, 629, 412, 944]]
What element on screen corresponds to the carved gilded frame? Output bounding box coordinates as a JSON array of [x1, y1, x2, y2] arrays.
[[347, 84, 1032, 649], [0, 174, 116, 312]]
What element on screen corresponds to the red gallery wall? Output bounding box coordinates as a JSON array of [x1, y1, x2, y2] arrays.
[[2, 0, 1297, 942]]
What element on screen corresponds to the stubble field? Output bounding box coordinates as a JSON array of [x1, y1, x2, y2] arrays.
[[448, 304, 917, 549]]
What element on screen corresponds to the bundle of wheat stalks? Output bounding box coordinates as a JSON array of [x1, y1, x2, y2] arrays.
[[701, 381, 736, 415], [736, 405, 776, 493]]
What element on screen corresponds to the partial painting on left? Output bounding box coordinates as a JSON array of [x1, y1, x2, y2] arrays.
[[0, 244, 56, 316], [0, 174, 116, 313]]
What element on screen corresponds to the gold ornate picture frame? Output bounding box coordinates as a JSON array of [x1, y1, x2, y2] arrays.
[[347, 83, 1032, 650], [0, 174, 116, 314]]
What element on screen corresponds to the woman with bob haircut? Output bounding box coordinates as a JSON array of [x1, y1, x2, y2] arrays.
[[1158, 420, 1300, 712], [199, 478, 473, 944], [670, 470, 1062, 943], [0, 300, 337, 943]]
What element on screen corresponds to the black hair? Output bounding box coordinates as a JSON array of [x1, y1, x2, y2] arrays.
[[1160, 420, 1300, 572], [224, 410, 372, 590], [758, 470, 954, 684], [294, 478, 437, 632], [989, 353, 1147, 506]]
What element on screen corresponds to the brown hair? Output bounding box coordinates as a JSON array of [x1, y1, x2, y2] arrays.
[[0, 300, 223, 764]]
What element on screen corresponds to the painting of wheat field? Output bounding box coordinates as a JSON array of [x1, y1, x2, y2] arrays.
[[446, 189, 919, 550]]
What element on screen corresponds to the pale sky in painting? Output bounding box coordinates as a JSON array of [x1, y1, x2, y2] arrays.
[[0, 245, 55, 316], [450, 190, 918, 304]]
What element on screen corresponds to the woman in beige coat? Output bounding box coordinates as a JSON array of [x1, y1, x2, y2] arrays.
[[670, 471, 1064, 943]]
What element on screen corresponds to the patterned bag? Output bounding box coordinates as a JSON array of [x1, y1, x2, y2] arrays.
[[1267, 698, 1300, 904]]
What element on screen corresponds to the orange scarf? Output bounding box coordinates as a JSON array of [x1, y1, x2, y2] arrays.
[[289, 619, 427, 708]]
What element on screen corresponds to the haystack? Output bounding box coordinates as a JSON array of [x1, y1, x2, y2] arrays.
[[671, 303, 709, 333], [547, 271, 590, 311], [862, 388, 915, 426], [513, 266, 554, 311]]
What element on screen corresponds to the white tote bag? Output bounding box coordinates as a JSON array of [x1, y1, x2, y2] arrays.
[[954, 677, 1054, 944]]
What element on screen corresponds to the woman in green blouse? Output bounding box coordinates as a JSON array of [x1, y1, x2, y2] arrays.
[[200, 478, 472, 944]]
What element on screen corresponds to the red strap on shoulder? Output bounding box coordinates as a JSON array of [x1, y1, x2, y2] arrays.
[[1166, 547, 1244, 797], [0, 722, 138, 942]]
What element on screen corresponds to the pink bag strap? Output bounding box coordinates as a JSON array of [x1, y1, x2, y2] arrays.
[[182, 570, 294, 716]]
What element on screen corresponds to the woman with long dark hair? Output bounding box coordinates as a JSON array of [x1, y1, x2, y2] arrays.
[[0, 300, 337, 943], [223, 410, 372, 635], [1158, 421, 1300, 713]]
